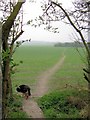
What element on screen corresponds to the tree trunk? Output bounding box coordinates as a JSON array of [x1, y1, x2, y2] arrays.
[[2, 56, 13, 118], [2, 1, 25, 118], [2, 59, 10, 118]]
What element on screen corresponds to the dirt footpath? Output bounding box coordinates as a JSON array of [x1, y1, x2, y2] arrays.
[[23, 55, 65, 118]]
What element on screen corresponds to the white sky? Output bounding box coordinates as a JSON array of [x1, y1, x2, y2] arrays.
[[18, 0, 75, 43]]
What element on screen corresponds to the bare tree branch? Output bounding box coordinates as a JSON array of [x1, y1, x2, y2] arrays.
[[51, 1, 90, 57]]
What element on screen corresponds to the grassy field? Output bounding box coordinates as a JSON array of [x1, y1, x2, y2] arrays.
[[12, 46, 87, 92], [11, 45, 88, 118], [12, 45, 65, 92], [48, 47, 87, 92]]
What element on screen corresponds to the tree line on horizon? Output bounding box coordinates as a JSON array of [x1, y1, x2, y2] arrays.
[[54, 41, 84, 47]]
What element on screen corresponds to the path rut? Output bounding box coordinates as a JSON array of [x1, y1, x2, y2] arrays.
[[23, 55, 65, 118]]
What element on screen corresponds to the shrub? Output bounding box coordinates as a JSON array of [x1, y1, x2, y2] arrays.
[[38, 90, 88, 118], [7, 94, 28, 118]]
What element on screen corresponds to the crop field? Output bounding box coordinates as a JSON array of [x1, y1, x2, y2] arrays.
[[48, 47, 88, 92], [10, 45, 88, 118], [12, 45, 87, 93], [12, 45, 64, 92]]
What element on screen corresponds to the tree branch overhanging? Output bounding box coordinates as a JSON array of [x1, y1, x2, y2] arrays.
[[10, 30, 24, 46], [51, 1, 90, 57]]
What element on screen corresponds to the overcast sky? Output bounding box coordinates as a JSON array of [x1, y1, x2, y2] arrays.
[[18, 0, 75, 43]]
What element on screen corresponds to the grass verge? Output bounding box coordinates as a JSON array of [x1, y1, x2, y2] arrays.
[[37, 89, 88, 118], [6, 94, 28, 118]]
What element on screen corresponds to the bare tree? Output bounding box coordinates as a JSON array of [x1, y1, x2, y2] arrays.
[[0, 0, 25, 118], [38, 0, 90, 118]]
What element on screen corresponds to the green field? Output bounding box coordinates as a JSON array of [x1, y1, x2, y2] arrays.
[[48, 47, 87, 92], [12, 45, 87, 93], [11, 45, 88, 118], [12, 46, 65, 92]]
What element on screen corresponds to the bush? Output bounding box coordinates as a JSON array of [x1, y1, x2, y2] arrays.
[[38, 90, 88, 118], [7, 94, 28, 118], [44, 108, 57, 118]]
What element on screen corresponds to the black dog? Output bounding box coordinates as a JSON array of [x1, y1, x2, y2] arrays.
[[16, 85, 31, 99]]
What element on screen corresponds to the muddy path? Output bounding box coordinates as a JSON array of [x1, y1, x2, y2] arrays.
[[22, 55, 66, 118]]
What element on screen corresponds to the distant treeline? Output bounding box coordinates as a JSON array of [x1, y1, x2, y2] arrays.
[[54, 42, 84, 47]]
